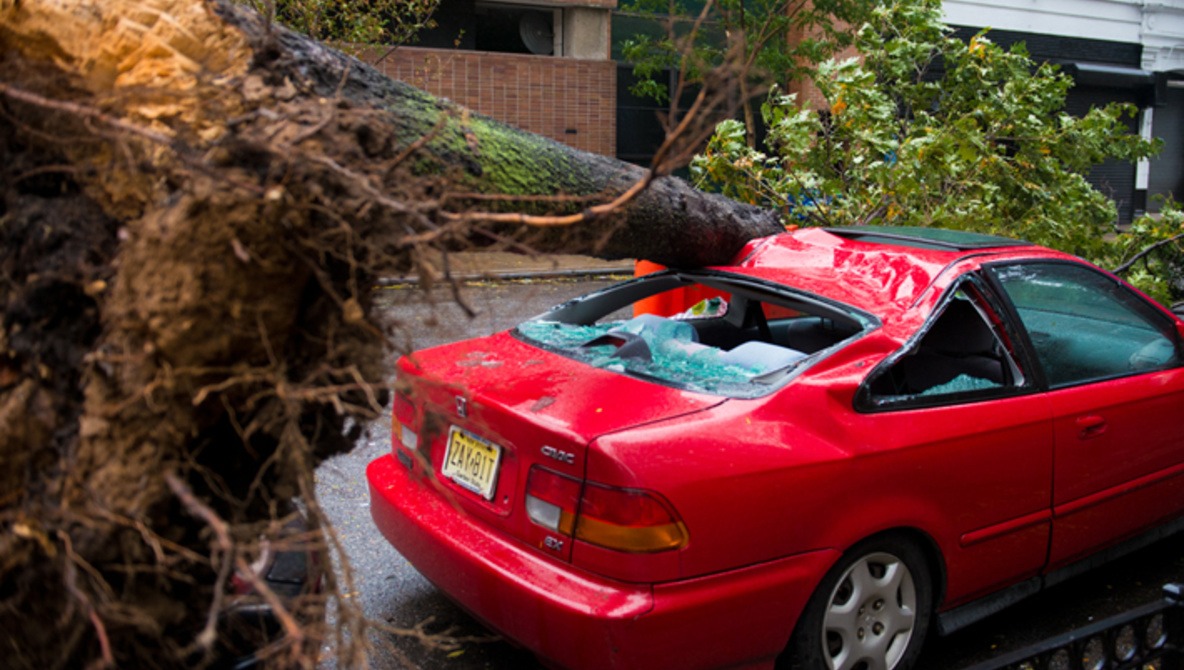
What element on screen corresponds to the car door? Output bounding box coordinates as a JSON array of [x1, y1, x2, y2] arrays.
[[988, 261, 1184, 570], [856, 279, 1054, 604]]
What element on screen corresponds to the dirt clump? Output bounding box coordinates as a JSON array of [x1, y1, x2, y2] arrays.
[[0, 1, 445, 666]]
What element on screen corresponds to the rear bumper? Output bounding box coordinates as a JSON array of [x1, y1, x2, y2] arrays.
[[367, 454, 838, 670]]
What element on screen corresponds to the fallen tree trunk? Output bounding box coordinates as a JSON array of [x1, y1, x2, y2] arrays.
[[0, 0, 782, 667], [248, 7, 783, 267]]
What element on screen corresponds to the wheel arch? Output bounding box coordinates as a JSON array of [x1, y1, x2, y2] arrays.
[[774, 526, 948, 670], [876, 527, 947, 608]]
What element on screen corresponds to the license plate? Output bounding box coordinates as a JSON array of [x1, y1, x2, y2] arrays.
[[442, 427, 503, 500]]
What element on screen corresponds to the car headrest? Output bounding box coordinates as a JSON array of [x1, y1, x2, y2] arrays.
[[923, 300, 996, 355]]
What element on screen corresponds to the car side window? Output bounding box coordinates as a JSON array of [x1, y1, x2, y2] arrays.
[[990, 262, 1181, 388], [863, 285, 1025, 407]]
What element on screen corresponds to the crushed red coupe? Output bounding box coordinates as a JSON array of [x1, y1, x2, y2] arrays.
[[368, 226, 1184, 670]]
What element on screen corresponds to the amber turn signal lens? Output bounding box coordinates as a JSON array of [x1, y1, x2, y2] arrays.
[[526, 466, 688, 553], [575, 482, 687, 553]]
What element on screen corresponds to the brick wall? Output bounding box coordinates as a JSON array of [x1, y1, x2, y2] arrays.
[[367, 47, 616, 156]]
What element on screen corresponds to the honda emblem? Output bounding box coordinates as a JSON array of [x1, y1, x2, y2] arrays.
[[455, 396, 468, 418]]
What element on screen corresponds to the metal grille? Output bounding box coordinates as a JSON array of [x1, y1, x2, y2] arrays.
[[964, 584, 1183, 670]]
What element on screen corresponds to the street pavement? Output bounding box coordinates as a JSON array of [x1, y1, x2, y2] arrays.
[[316, 258, 1184, 669]]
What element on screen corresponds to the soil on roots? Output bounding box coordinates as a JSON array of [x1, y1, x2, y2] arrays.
[[0, 18, 438, 667]]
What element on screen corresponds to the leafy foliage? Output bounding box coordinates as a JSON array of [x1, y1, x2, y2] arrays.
[[1111, 199, 1184, 305], [692, 0, 1174, 298], [237, 0, 439, 46]]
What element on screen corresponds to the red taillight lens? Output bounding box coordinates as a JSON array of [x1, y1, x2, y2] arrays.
[[393, 391, 415, 426], [392, 392, 418, 452], [576, 483, 687, 553], [525, 466, 688, 554], [525, 466, 580, 535]]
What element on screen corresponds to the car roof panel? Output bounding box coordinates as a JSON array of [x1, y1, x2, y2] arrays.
[[720, 227, 1046, 315]]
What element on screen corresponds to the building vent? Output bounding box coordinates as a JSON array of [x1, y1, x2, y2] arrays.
[[519, 11, 554, 55]]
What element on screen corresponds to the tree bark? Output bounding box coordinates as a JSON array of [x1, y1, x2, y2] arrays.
[[0, 0, 780, 667]]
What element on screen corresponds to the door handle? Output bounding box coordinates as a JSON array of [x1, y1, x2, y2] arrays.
[[1076, 415, 1107, 440]]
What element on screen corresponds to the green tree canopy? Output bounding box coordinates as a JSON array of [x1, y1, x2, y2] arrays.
[[692, 0, 1184, 301]]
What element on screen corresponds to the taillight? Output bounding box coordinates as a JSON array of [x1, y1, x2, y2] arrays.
[[525, 466, 687, 554], [392, 392, 418, 452], [525, 466, 579, 535]]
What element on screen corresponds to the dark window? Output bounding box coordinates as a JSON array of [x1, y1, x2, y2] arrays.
[[991, 262, 1180, 387], [414, 1, 555, 55], [474, 5, 554, 55]]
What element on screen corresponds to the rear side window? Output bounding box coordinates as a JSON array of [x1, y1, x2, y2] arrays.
[[862, 282, 1026, 409], [990, 262, 1181, 388]]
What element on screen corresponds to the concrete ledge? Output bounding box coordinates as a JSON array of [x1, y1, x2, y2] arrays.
[[380, 251, 635, 284]]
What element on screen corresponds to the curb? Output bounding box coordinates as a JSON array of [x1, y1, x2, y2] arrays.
[[376, 265, 634, 286], [377, 253, 636, 286]]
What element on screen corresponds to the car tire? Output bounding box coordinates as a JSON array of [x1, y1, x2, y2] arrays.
[[782, 536, 933, 670]]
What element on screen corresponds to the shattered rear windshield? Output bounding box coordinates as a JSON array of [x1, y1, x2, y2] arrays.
[[514, 271, 872, 398]]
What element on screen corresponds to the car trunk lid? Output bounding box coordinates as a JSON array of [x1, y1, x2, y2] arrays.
[[393, 332, 723, 562]]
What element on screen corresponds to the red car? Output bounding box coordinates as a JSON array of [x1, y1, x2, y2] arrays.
[[368, 226, 1184, 670]]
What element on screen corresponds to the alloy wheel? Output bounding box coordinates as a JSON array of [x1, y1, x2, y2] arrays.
[[821, 551, 918, 670]]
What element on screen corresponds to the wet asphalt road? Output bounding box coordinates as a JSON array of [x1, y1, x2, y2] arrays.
[[315, 277, 1184, 670]]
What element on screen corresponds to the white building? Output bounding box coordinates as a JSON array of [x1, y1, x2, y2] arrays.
[[945, 0, 1184, 222]]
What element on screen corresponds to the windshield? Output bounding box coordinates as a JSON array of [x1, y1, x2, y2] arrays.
[[515, 271, 873, 398]]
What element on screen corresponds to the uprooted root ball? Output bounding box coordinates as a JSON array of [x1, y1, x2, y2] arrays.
[[0, 1, 454, 666]]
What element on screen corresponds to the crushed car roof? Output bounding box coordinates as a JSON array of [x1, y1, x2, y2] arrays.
[[721, 226, 1048, 314]]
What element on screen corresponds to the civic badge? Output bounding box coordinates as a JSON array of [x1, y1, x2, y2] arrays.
[[455, 396, 468, 418]]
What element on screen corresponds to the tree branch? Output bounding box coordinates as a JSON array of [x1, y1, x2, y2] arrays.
[[1114, 231, 1184, 275]]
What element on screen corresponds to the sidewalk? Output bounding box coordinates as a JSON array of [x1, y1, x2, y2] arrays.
[[382, 250, 636, 283]]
